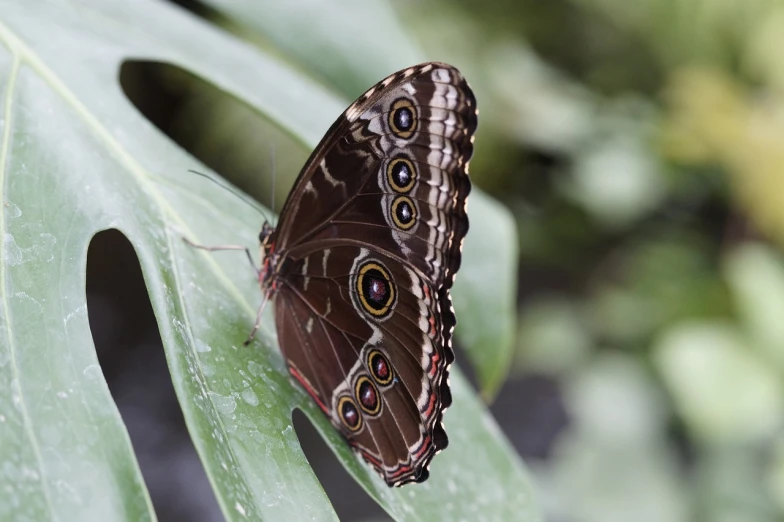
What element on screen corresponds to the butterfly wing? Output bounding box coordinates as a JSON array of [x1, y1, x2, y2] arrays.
[[276, 244, 451, 485], [274, 62, 475, 288], [271, 63, 476, 485]]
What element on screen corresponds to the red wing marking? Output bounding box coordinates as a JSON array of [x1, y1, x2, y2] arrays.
[[422, 282, 431, 303], [387, 464, 413, 479], [428, 314, 437, 337], [358, 447, 383, 468], [289, 365, 329, 414], [422, 390, 437, 418], [413, 435, 432, 460], [428, 351, 440, 379]]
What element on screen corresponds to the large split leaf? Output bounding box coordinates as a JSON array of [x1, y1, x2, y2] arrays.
[[0, 1, 537, 521]]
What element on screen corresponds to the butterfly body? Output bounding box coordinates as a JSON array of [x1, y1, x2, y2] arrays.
[[258, 63, 477, 486]]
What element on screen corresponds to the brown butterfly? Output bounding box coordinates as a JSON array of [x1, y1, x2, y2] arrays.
[[190, 62, 476, 486]]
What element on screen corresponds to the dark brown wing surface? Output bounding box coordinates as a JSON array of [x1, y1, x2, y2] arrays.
[[271, 63, 476, 486]]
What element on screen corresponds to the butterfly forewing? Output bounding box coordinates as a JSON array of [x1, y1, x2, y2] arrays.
[[265, 62, 476, 486], [274, 63, 475, 280]]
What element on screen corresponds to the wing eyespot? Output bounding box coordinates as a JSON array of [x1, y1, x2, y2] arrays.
[[367, 349, 394, 386], [355, 261, 396, 318], [386, 157, 417, 193], [390, 196, 417, 230], [337, 395, 363, 432], [388, 97, 417, 139], [354, 375, 382, 416]]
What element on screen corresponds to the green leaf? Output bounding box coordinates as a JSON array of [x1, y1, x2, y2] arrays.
[[199, 0, 423, 95], [724, 243, 784, 372], [200, 0, 519, 399], [0, 2, 538, 521], [767, 439, 784, 513], [542, 355, 689, 522], [695, 448, 781, 522], [514, 296, 592, 376], [653, 321, 783, 444], [453, 191, 518, 399]]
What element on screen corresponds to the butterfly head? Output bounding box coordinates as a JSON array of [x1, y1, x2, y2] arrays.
[[258, 221, 274, 245], [258, 221, 277, 291]]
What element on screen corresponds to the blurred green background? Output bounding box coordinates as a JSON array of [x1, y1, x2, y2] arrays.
[[402, 1, 784, 520], [114, 0, 784, 520], [402, 1, 784, 521]]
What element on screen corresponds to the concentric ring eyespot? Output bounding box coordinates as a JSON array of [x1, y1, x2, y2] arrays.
[[388, 97, 417, 139], [367, 349, 394, 386], [386, 158, 417, 193], [354, 376, 381, 416], [356, 261, 396, 317], [337, 395, 362, 432], [390, 196, 417, 230]]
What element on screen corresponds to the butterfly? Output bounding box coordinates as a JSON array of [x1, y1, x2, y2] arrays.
[[192, 62, 476, 486]]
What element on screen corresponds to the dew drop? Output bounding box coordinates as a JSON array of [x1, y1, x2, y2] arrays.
[[208, 391, 237, 415], [240, 388, 259, 407]]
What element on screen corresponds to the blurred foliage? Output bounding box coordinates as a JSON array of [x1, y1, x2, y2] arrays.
[[393, 0, 784, 520]]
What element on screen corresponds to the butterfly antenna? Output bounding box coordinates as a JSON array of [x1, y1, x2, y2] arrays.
[[270, 146, 277, 226], [188, 169, 271, 223]]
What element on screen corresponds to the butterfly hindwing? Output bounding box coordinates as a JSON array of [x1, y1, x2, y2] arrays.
[[276, 243, 450, 484]]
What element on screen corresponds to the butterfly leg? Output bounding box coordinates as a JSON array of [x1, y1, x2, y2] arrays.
[[243, 291, 271, 346], [182, 237, 259, 277]]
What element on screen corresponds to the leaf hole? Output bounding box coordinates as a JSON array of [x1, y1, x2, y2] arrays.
[[489, 375, 568, 460], [118, 60, 307, 214], [451, 341, 568, 460], [292, 409, 388, 521], [87, 229, 223, 522]]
